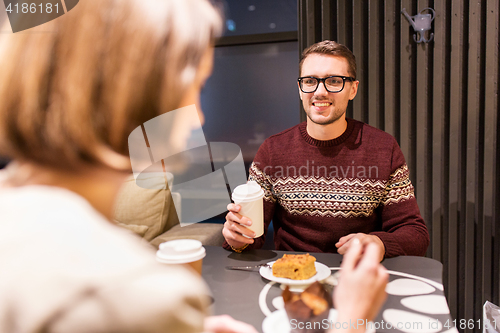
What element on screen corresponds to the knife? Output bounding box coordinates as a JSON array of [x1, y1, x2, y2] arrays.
[[225, 263, 271, 271]]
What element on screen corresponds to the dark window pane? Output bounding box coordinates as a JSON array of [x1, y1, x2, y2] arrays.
[[221, 0, 297, 36], [201, 41, 300, 165]]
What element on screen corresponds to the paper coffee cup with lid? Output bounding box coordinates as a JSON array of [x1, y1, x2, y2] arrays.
[[231, 180, 265, 238], [156, 239, 206, 275]]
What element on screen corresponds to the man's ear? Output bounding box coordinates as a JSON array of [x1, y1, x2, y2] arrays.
[[349, 80, 359, 100], [297, 82, 303, 100]]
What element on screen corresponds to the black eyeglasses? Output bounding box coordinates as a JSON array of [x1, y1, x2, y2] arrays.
[[298, 75, 355, 93]]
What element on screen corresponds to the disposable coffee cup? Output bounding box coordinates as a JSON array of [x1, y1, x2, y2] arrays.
[[156, 239, 206, 275], [232, 181, 264, 238]]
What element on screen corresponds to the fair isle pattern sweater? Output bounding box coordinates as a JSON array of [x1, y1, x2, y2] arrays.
[[223, 119, 430, 258]]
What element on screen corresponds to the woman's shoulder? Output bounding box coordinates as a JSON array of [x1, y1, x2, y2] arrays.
[[0, 185, 209, 333]]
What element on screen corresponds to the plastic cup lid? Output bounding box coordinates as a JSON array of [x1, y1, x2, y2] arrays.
[[232, 181, 264, 202], [156, 239, 206, 264]]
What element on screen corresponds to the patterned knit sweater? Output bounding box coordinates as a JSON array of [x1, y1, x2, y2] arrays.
[[223, 118, 429, 258]]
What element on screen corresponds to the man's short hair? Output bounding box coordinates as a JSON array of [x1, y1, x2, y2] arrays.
[[299, 40, 357, 79], [0, 0, 222, 171]]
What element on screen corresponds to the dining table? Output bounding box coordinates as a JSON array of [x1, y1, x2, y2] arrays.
[[202, 245, 457, 333]]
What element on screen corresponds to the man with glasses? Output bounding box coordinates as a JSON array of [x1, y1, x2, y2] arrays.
[[222, 40, 429, 261]]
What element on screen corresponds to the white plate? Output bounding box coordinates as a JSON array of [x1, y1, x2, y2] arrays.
[[262, 309, 375, 333], [259, 261, 331, 285]]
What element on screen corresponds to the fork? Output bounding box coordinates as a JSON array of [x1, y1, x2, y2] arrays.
[[225, 263, 272, 271]]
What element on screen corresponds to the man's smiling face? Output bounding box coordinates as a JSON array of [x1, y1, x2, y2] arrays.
[[298, 53, 358, 126]]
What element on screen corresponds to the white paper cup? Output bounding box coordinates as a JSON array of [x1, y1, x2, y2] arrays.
[[232, 181, 264, 238], [156, 239, 206, 275]]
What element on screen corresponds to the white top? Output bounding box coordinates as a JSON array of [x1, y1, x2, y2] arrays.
[[232, 181, 264, 202], [0, 184, 209, 333], [157, 240, 206, 264]]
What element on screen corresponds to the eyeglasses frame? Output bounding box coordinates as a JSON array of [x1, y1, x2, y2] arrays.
[[297, 75, 356, 93]]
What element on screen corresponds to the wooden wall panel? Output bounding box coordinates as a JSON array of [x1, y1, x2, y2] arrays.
[[383, 0, 397, 138], [399, 0, 414, 181], [351, 1, 368, 122], [483, 0, 499, 311]]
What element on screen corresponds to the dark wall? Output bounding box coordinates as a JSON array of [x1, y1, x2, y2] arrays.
[[299, 0, 500, 330]]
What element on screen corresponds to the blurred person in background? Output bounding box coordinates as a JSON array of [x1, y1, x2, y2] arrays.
[[0, 0, 387, 332], [0, 0, 256, 332]]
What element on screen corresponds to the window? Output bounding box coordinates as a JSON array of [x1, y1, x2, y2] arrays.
[[201, 0, 299, 169]]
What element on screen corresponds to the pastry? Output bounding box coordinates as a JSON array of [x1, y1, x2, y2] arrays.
[[272, 253, 317, 280], [283, 281, 333, 333]]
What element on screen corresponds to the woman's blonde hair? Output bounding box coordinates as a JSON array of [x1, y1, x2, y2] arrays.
[[0, 0, 222, 170]]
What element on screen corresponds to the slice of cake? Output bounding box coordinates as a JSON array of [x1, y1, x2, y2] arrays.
[[272, 253, 317, 280], [283, 282, 332, 333]]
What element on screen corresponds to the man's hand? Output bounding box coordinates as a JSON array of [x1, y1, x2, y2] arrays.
[[332, 240, 388, 332], [203, 315, 258, 333], [335, 233, 385, 262], [222, 203, 255, 249]]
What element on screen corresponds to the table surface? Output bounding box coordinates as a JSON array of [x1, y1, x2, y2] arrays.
[[202, 246, 453, 333]]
